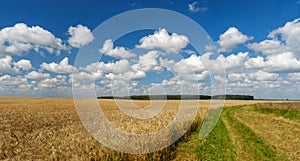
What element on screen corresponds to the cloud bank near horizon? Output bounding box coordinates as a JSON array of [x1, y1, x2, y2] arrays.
[[0, 18, 300, 99]]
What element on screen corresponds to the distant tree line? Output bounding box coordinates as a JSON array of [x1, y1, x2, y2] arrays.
[[212, 95, 254, 100], [98, 94, 254, 100]]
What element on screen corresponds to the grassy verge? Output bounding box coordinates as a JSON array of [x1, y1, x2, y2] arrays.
[[195, 118, 234, 160], [174, 109, 234, 161], [253, 104, 300, 121]]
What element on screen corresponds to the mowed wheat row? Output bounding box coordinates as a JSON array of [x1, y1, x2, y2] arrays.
[[174, 103, 300, 161], [0, 97, 297, 160]]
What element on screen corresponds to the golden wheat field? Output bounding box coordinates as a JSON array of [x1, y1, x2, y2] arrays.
[[0, 97, 298, 160]]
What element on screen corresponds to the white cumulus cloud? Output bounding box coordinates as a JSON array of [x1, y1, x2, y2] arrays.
[[248, 70, 278, 81], [14, 59, 33, 71], [136, 28, 189, 53], [39, 76, 68, 88], [99, 39, 135, 59], [132, 50, 163, 72], [246, 18, 300, 73], [0, 56, 16, 74], [0, 56, 32, 74], [248, 18, 300, 55], [264, 52, 300, 73], [245, 56, 266, 70], [0, 75, 28, 86], [217, 27, 253, 52], [268, 18, 300, 53], [41, 57, 75, 74], [26, 71, 50, 79], [83, 59, 132, 74], [0, 23, 67, 56], [68, 24, 94, 48], [247, 39, 286, 55]]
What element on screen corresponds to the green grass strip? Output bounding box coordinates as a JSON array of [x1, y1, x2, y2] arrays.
[[174, 111, 234, 160], [195, 117, 235, 161], [223, 107, 280, 161]]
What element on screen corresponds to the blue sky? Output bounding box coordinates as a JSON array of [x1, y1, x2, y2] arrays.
[[0, 0, 300, 99]]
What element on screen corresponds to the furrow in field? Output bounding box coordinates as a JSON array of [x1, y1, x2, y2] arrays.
[[234, 106, 300, 161], [221, 113, 246, 161], [222, 108, 254, 161]]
